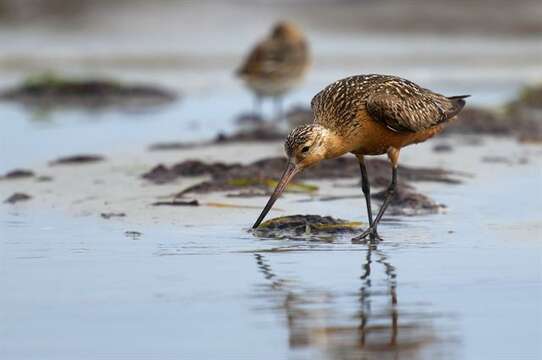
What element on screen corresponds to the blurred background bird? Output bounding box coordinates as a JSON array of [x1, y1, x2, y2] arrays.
[[236, 21, 310, 121]]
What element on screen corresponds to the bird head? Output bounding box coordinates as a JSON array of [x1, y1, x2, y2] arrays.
[[252, 124, 328, 228], [284, 124, 328, 170], [271, 21, 304, 42]]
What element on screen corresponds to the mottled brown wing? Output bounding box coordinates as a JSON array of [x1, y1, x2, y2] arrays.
[[237, 39, 306, 80], [366, 87, 467, 133]]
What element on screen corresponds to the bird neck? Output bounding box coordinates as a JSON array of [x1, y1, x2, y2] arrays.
[[321, 128, 354, 160]]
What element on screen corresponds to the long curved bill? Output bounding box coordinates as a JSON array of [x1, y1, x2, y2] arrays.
[[252, 161, 299, 228]]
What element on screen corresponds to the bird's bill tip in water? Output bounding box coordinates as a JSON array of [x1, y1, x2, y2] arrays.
[[252, 161, 299, 229]]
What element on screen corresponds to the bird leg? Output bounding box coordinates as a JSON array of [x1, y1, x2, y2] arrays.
[[353, 166, 397, 243], [353, 148, 400, 244], [357, 155, 375, 225], [353, 156, 381, 244]]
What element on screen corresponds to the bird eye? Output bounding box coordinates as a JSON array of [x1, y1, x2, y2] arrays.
[[301, 146, 310, 153]]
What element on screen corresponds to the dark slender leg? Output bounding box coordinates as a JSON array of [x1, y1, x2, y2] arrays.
[[353, 166, 397, 243], [358, 157, 374, 226], [372, 166, 397, 225]]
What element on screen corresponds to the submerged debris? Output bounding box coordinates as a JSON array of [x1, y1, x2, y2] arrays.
[[1, 73, 177, 110], [124, 231, 142, 239], [1, 169, 34, 180], [36, 176, 53, 182], [226, 189, 271, 198], [49, 154, 105, 165], [148, 142, 196, 151], [4, 192, 32, 204], [372, 184, 445, 216], [152, 200, 199, 206], [252, 215, 362, 240], [100, 212, 126, 219]]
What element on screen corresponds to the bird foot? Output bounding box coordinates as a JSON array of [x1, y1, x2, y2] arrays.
[[351, 227, 382, 244]]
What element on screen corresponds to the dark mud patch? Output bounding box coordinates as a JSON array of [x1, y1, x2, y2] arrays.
[[36, 176, 53, 182], [443, 107, 513, 136], [49, 154, 105, 166], [143, 157, 461, 201], [152, 199, 199, 206], [100, 212, 126, 219], [285, 106, 314, 128], [481, 156, 528, 165], [4, 192, 32, 204], [214, 126, 285, 143], [234, 113, 265, 125], [252, 215, 362, 240], [372, 184, 445, 216], [432, 143, 453, 153], [142, 161, 240, 184], [1, 73, 177, 111], [444, 85, 542, 142], [144, 157, 460, 187], [1, 169, 34, 180], [509, 84, 542, 110], [148, 142, 196, 151]]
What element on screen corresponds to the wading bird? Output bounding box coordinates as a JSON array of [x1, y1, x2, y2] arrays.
[[236, 21, 310, 120], [252, 74, 469, 242]]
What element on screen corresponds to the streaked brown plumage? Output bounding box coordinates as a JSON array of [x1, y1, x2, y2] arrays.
[[254, 74, 469, 243], [237, 21, 310, 118]]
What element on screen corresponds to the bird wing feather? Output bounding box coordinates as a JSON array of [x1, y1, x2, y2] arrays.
[[366, 86, 466, 133], [237, 39, 305, 79]]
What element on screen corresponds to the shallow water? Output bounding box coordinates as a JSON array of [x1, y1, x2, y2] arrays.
[[2, 136, 541, 359], [1, 3, 542, 358]]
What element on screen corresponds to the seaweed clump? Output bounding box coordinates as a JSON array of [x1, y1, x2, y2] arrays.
[[252, 215, 362, 240]]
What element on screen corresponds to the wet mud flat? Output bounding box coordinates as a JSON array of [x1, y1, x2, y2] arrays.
[[1, 81, 542, 359], [2, 140, 541, 360]]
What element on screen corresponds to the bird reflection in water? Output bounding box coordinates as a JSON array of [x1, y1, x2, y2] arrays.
[[253, 246, 439, 359]]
